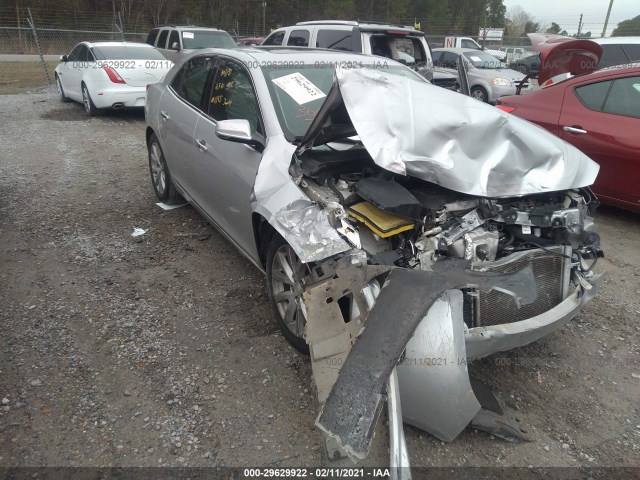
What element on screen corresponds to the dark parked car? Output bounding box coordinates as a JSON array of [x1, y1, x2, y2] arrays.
[[497, 65, 640, 212], [509, 53, 540, 76]]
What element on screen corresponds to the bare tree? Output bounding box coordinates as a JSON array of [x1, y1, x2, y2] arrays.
[[505, 6, 535, 37]]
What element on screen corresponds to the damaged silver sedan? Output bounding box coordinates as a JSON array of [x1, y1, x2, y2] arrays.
[[145, 47, 603, 469]]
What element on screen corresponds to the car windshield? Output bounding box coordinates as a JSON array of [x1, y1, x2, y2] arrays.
[[262, 63, 424, 141], [463, 51, 505, 69], [182, 31, 236, 49]]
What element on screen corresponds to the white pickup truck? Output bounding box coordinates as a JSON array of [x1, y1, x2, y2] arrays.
[[443, 36, 506, 61]]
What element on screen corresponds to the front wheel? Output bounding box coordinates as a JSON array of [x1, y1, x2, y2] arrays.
[[266, 235, 311, 354], [471, 86, 489, 103], [55, 75, 69, 102]]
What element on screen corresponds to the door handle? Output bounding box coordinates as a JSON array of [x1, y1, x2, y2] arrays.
[[160, 111, 169, 120], [563, 125, 587, 135], [195, 139, 207, 151]]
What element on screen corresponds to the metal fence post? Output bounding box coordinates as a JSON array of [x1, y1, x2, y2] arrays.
[[26, 7, 53, 92], [117, 12, 125, 42]]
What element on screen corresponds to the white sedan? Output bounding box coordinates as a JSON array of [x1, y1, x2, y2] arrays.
[[55, 41, 173, 116]]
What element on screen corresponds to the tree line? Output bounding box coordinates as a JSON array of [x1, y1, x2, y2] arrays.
[[2, 0, 637, 37]]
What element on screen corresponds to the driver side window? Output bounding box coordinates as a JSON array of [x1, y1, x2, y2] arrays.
[[168, 30, 180, 50], [67, 44, 83, 62], [207, 59, 263, 135]]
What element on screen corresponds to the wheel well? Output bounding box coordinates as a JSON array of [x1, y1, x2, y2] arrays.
[[252, 213, 277, 269], [146, 127, 156, 147]]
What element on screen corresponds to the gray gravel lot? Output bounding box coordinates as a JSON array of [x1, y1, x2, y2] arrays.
[[1, 93, 639, 473]]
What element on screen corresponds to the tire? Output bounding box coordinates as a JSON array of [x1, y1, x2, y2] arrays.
[[148, 133, 179, 204], [471, 86, 489, 103], [81, 83, 103, 116], [266, 234, 311, 354], [55, 74, 69, 103]]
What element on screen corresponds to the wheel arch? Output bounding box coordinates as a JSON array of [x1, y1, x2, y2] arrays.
[[146, 127, 156, 147], [252, 213, 277, 269]]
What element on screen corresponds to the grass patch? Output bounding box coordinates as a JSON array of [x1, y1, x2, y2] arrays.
[[0, 61, 59, 94]]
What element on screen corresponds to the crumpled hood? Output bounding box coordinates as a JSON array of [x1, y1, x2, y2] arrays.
[[311, 67, 599, 198]]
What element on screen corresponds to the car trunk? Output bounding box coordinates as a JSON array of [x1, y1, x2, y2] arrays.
[[111, 60, 171, 87]]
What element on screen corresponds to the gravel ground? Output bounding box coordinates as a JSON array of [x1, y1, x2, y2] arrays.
[[1, 94, 639, 474]]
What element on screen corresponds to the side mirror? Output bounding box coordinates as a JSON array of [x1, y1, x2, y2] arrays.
[[215, 119, 264, 152], [60, 55, 68, 62], [171, 41, 180, 51]]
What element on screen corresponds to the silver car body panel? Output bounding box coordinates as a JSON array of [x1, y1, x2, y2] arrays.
[[335, 66, 600, 198], [251, 134, 351, 263], [396, 290, 481, 442]]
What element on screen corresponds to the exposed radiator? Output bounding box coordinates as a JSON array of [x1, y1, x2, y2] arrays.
[[468, 247, 571, 327]]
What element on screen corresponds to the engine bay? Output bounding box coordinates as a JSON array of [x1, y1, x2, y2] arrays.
[[291, 144, 603, 274]]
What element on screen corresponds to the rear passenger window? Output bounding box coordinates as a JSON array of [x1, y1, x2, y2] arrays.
[[157, 29, 169, 48], [602, 76, 640, 119], [287, 30, 309, 47], [171, 57, 214, 109], [146, 29, 159, 46], [316, 29, 353, 51], [575, 80, 612, 111], [598, 44, 628, 68], [263, 31, 284, 46], [622, 44, 640, 62]]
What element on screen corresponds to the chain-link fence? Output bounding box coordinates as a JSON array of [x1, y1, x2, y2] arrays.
[[0, 24, 149, 94], [1, 4, 635, 94]]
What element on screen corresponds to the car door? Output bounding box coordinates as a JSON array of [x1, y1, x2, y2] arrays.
[[59, 44, 84, 100], [559, 74, 640, 209], [157, 56, 215, 202], [192, 57, 265, 256], [78, 44, 97, 91]]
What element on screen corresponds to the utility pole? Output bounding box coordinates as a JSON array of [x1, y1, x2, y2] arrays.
[[602, 0, 614, 37], [577, 13, 583, 38]]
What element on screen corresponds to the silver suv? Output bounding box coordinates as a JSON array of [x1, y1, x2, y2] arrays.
[[262, 20, 434, 80], [145, 25, 236, 63]]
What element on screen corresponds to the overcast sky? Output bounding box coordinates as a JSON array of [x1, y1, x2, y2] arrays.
[[503, 0, 638, 36]]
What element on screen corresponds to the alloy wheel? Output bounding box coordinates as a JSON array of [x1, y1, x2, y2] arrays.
[[270, 243, 309, 339], [149, 141, 166, 195]]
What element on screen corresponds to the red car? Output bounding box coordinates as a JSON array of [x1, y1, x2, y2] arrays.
[[494, 34, 639, 213], [497, 66, 640, 213]]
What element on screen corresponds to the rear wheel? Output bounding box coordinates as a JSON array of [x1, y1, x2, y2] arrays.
[[148, 133, 179, 204], [82, 83, 103, 116], [266, 235, 311, 354], [471, 86, 489, 103]]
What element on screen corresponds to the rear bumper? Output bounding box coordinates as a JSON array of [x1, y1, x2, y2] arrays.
[[464, 273, 603, 359], [93, 87, 146, 109]]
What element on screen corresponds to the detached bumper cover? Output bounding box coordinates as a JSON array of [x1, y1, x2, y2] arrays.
[[306, 256, 602, 461]]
